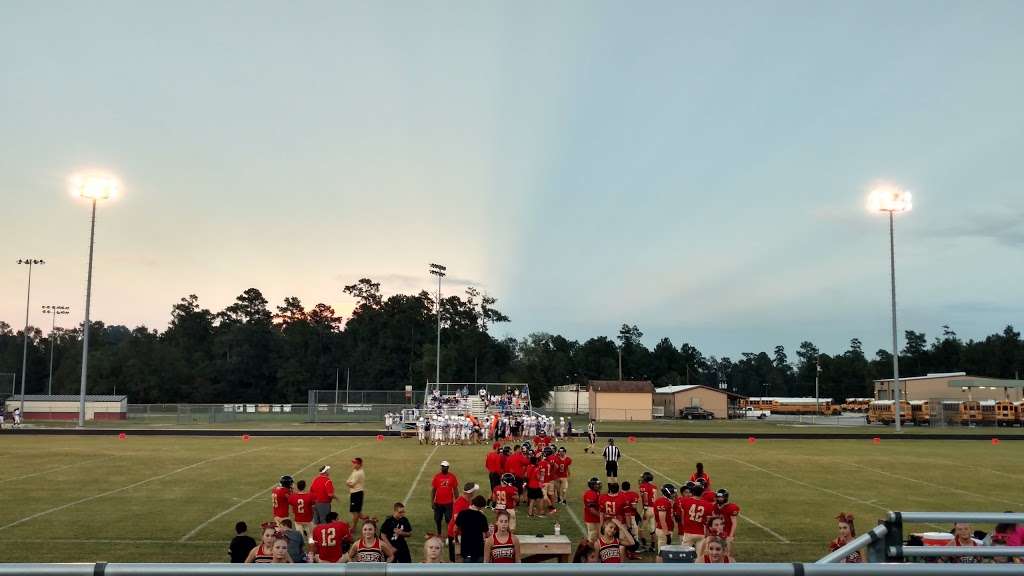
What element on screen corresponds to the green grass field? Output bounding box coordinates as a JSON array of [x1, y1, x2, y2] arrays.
[[0, 434, 1021, 563]]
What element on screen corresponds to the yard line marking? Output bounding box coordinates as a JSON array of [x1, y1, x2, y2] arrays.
[[403, 444, 439, 505], [563, 497, 587, 537], [842, 461, 1023, 508], [623, 454, 790, 544], [179, 443, 365, 542], [0, 454, 124, 484], [0, 446, 268, 532]]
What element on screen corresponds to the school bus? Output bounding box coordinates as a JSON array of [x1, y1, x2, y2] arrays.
[[910, 400, 930, 426], [994, 400, 1019, 427], [942, 400, 983, 426], [979, 400, 998, 426], [842, 398, 872, 413], [867, 400, 912, 425]]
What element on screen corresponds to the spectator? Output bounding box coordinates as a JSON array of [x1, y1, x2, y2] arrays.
[[573, 539, 598, 563], [244, 523, 279, 563], [455, 496, 490, 563], [270, 533, 294, 564], [828, 513, 863, 563], [431, 461, 459, 535], [348, 519, 396, 562], [423, 534, 446, 563], [279, 519, 305, 563], [484, 509, 521, 563], [948, 522, 980, 564], [310, 465, 337, 524], [228, 521, 256, 563], [698, 536, 731, 563], [381, 502, 413, 563], [347, 457, 367, 528]]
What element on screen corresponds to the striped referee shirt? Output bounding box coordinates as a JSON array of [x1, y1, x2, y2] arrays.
[[602, 444, 621, 462]]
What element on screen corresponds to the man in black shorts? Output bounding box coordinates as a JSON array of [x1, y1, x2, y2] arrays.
[[602, 438, 621, 482], [346, 457, 366, 527]]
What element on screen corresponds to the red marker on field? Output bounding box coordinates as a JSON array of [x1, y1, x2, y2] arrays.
[[872, 437, 881, 445], [118, 432, 126, 440], [747, 436, 756, 444], [627, 436, 637, 444], [376, 434, 384, 441], [242, 434, 251, 441], [992, 437, 1000, 445]]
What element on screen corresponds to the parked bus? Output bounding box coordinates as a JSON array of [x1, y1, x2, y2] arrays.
[[979, 400, 998, 426], [995, 400, 1019, 427], [910, 400, 930, 426], [867, 400, 911, 425], [842, 398, 872, 413], [942, 400, 983, 426]]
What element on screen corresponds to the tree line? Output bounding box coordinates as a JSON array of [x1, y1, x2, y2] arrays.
[[1, 277, 1021, 404]]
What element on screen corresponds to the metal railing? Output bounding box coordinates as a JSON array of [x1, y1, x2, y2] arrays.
[[884, 512, 1024, 562], [5, 565, 1024, 576]]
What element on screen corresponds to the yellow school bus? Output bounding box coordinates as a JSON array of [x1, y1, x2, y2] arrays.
[[867, 400, 912, 425], [910, 400, 930, 426], [995, 400, 1019, 427]]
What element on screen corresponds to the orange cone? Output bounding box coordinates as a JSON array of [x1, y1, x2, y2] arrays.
[[376, 434, 385, 441], [991, 438, 1000, 445], [747, 436, 756, 444], [118, 432, 126, 440], [872, 437, 881, 444], [242, 434, 251, 441]]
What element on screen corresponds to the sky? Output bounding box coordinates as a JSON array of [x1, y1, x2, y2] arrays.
[[2, 0, 1022, 359]]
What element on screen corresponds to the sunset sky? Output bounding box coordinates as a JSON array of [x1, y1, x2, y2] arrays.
[[2, 0, 1022, 357]]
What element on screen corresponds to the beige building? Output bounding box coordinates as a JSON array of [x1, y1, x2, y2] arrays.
[[588, 380, 654, 421], [874, 372, 1024, 402], [653, 385, 741, 419]]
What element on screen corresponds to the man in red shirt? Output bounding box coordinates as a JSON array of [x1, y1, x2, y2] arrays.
[[310, 465, 337, 525], [678, 482, 710, 547], [653, 484, 675, 555], [447, 482, 478, 562], [493, 473, 519, 531], [619, 481, 643, 559], [505, 445, 529, 497], [544, 447, 562, 505], [485, 443, 504, 507], [582, 477, 602, 541], [272, 475, 293, 526], [599, 482, 623, 524], [638, 472, 658, 551], [312, 511, 351, 563], [525, 455, 551, 517], [431, 461, 459, 536], [714, 489, 741, 542], [289, 479, 315, 542], [555, 447, 572, 505]]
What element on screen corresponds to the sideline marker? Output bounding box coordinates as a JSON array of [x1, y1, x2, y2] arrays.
[[747, 436, 757, 444], [242, 434, 251, 441], [991, 437, 1000, 445], [872, 437, 881, 445], [376, 434, 385, 441], [627, 435, 637, 444], [118, 432, 126, 440]]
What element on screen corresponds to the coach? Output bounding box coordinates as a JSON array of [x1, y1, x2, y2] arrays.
[[602, 438, 621, 483], [310, 465, 337, 524]]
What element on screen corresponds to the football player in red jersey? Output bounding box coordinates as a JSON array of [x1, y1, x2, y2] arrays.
[[493, 473, 519, 531], [312, 512, 352, 563], [618, 481, 642, 560], [583, 477, 602, 541], [556, 447, 572, 505], [653, 484, 676, 557], [714, 489, 741, 542], [525, 455, 552, 517], [289, 479, 314, 543], [678, 482, 710, 547], [272, 475, 294, 526], [637, 472, 657, 552], [505, 445, 530, 497], [485, 443, 504, 507], [599, 482, 623, 524]]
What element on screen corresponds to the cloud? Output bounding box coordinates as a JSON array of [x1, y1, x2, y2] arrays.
[[930, 207, 1024, 247], [332, 272, 483, 294]]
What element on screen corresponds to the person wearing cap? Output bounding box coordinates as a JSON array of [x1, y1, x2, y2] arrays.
[[347, 457, 367, 528], [431, 461, 460, 537], [310, 465, 337, 525], [485, 443, 504, 507], [448, 482, 480, 562]]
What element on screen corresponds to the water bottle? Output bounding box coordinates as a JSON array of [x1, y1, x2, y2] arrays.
[[554, 522, 561, 536]]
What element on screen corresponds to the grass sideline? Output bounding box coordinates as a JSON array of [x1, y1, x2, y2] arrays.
[[0, 435, 1021, 563]]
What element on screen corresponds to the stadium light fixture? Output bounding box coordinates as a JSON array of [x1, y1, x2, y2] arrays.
[[868, 183, 912, 432], [429, 263, 447, 387], [71, 170, 120, 427], [16, 259, 45, 415], [41, 305, 70, 395]]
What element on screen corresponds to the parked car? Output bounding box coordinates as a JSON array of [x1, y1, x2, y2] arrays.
[[679, 406, 715, 420], [736, 406, 770, 419]]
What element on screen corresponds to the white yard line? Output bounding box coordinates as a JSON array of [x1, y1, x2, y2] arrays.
[[179, 443, 365, 542], [842, 461, 1023, 508], [0, 455, 124, 484], [403, 444, 439, 505], [563, 497, 587, 537], [0, 446, 268, 532], [624, 454, 790, 543]]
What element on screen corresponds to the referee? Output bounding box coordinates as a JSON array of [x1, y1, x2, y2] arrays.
[[602, 438, 621, 483]]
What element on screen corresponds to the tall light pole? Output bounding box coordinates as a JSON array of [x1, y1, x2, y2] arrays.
[[41, 305, 70, 395], [71, 171, 120, 428], [429, 263, 446, 387], [17, 259, 45, 415], [868, 185, 913, 432]]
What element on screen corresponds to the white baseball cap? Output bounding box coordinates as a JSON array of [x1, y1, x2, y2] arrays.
[[440, 460, 450, 467]]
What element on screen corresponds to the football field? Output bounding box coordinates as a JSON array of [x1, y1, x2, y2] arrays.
[[0, 434, 1021, 563]]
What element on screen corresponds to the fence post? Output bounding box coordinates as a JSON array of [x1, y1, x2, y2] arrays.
[[881, 512, 903, 562]]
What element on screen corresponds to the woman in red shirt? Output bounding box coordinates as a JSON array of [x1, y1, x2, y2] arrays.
[[348, 519, 395, 563], [689, 463, 710, 490], [828, 512, 863, 563], [596, 518, 634, 563], [484, 510, 521, 563]]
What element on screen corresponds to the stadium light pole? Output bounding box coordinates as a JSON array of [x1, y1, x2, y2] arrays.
[[41, 305, 70, 395], [71, 171, 120, 428], [17, 258, 45, 415], [429, 263, 446, 387], [868, 185, 912, 432]]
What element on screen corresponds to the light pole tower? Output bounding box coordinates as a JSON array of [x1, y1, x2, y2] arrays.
[[17, 258, 45, 414], [41, 305, 70, 395], [71, 171, 120, 427], [429, 263, 446, 387], [868, 185, 913, 432]]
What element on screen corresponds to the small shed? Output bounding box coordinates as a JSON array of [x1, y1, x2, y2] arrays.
[[588, 380, 654, 421], [654, 385, 740, 419], [4, 395, 128, 421]]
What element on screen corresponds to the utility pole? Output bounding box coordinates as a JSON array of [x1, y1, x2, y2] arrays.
[[17, 259, 45, 415], [429, 263, 446, 387], [618, 349, 623, 381]]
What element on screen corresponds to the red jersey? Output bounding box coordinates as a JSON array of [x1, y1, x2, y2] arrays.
[[310, 473, 335, 503], [506, 453, 529, 478], [690, 472, 711, 490], [703, 491, 716, 503], [526, 464, 547, 489], [271, 486, 291, 517], [717, 502, 740, 537], [289, 491, 314, 523], [448, 496, 471, 537], [599, 493, 623, 521], [653, 496, 674, 531], [561, 455, 572, 477], [492, 485, 518, 510], [431, 472, 459, 505], [351, 537, 386, 563], [620, 490, 640, 518], [489, 532, 516, 563], [485, 451, 504, 474], [546, 455, 563, 479], [583, 489, 602, 523], [680, 496, 710, 536], [597, 537, 621, 563], [313, 520, 351, 563], [639, 482, 657, 508]]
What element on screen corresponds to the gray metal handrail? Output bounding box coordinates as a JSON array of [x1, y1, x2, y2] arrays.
[[816, 524, 888, 563], [895, 546, 1024, 558], [892, 512, 1024, 524]]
